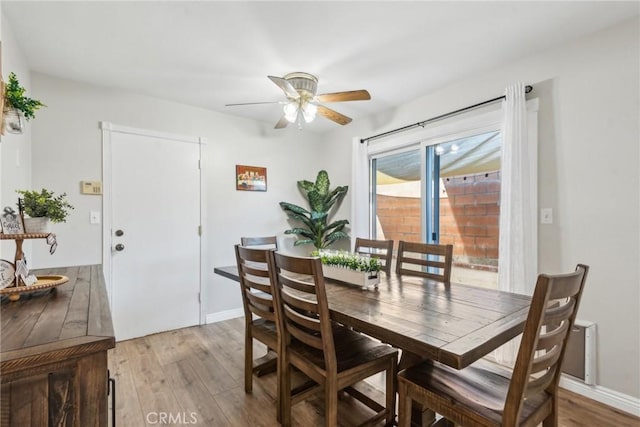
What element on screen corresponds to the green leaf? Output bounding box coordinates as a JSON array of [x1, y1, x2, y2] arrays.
[[310, 211, 328, 221], [325, 219, 349, 232], [323, 230, 349, 246], [307, 190, 325, 213], [325, 186, 348, 209], [293, 239, 314, 246], [315, 170, 330, 196], [297, 180, 315, 193], [279, 202, 309, 216], [285, 228, 315, 239]]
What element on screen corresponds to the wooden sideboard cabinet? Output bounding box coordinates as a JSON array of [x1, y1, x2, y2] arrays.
[[1, 265, 115, 427]]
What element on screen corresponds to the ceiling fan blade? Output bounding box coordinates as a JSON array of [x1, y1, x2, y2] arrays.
[[225, 101, 281, 107], [274, 116, 289, 129], [317, 105, 352, 125], [268, 76, 300, 99], [315, 90, 371, 103]]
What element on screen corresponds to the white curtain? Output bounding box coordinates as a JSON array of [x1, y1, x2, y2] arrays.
[[351, 137, 369, 250], [494, 83, 537, 366]]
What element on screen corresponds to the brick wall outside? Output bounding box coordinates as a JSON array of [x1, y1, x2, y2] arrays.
[[376, 171, 500, 270]]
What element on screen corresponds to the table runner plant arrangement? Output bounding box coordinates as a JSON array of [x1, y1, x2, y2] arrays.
[[313, 249, 382, 273], [313, 249, 382, 288]]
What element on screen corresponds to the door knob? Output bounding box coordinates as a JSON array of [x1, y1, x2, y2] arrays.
[[115, 229, 124, 237], [115, 243, 125, 252]]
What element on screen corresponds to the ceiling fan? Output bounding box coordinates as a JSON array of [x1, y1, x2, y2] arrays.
[[225, 72, 371, 129]]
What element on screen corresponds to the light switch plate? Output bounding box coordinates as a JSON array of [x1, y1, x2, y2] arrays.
[[90, 211, 101, 224], [540, 208, 553, 224]]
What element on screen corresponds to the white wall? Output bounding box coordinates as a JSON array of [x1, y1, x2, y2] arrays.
[[4, 5, 637, 408], [28, 73, 325, 316], [324, 18, 640, 401], [0, 15, 33, 260]]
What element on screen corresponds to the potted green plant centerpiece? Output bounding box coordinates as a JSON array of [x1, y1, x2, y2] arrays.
[[313, 249, 382, 289], [3, 72, 46, 134], [16, 189, 74, 233], [279, 170, 349, 250]]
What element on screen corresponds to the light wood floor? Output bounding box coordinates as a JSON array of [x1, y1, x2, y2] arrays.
[[108, 317, 639, 426]]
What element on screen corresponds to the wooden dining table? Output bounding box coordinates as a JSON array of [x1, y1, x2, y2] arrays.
[[214, 265, 531, 370]]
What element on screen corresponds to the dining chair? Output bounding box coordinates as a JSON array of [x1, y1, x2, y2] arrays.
[[354, 237, 394, 275], [234, 245, 280, 396], [395, 240, 453, 283], [240, 235, 278, 248], [268, 251, 399, 427], [397, 264, 590, 427]]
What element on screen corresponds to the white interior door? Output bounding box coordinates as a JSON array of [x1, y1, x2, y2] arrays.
[[104, 125, 202, 341]]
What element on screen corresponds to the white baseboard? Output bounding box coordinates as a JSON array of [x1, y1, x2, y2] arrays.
[[560, 375, 640, 417], [205, 308, 243, 324]]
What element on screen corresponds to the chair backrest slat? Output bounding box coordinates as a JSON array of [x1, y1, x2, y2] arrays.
[[280, 289, 319, 314], [280, 275, 317, 295], [503, 264, 589, 425], [269, 252, 337, 371], [396, 241, 453, 283], [537, 321, 569, 350], [245, 291, 274, 318], [241, 236, 278, 249], [530, 345, 562, 374], [354, 238, 394, 275], [235, 244, 277, 326]]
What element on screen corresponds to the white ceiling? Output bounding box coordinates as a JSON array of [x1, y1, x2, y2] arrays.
[[3, 1, 638, 133]]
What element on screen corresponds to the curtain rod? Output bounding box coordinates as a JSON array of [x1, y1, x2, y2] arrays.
[[360, 85, 533, 144]]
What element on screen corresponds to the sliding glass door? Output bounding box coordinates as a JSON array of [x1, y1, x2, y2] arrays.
[[371, 130, 502, 288]]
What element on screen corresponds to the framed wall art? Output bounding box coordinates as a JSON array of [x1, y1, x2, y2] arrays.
[[236, 165, 267, 192]]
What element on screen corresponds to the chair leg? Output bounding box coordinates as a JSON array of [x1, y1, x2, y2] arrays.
[[281, 359, 292, 427], [276, 350, 282, 423], [397, 380, 412, 427], [542, 395, 559, 427], [244, 327, 253, 393], [386, 357, 397, 425], [325, 378, 339, 427]]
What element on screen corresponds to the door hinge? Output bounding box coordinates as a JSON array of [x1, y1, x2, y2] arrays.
[[198, 225, 202, 236], [198, 292, 201, 303], [198, 160, 201, 170]]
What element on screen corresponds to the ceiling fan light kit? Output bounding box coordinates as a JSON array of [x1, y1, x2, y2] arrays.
[[226, 71, 371, 129]]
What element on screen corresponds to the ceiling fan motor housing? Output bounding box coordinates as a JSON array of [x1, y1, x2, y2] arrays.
[[284, 72, 318, 99]]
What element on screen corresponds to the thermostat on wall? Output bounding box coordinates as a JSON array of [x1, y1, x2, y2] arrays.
[[81, 181, 102, 195]]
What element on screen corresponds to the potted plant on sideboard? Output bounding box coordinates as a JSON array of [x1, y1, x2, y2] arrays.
[[16, 189, 74, 233]]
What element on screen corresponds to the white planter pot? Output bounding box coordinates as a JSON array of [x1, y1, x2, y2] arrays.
[[322, 265, 380, 289], [24, 217, 51, 234]]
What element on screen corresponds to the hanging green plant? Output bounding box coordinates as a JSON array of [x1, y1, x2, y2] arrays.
[[279, 170, 349, 249], [4, 72, 46, 120]]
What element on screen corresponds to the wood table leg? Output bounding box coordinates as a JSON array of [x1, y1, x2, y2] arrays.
[[253, 349, 277, 376]]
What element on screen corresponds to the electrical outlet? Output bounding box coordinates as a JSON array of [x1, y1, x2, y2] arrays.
[[540, 208, 553, 224]]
